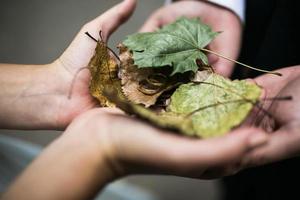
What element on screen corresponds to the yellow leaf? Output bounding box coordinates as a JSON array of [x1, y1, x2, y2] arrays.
[[89, 41, 122, 107]]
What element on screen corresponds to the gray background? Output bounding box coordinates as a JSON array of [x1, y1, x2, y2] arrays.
[[0, 0, 222, 199]]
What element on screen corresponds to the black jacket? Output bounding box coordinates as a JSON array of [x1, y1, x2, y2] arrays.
[[225, 1, 300, 200]]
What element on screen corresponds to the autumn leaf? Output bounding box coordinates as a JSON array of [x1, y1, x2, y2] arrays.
[[118, 44, 164, 107], [86, 16, 271, 138], [89, 40, 122, 107], [118, 44, 189, 107], [123, 17, 219, 75], [105, 72, 262, 138], [168, 73, 262, 137]]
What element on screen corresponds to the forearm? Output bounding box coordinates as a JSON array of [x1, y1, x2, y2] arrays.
[[0, 63, 65, 129], [2, 129, 115, 200]]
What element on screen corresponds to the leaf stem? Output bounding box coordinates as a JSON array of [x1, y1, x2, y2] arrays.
[[85, 32, 98, 42], [200, 48, 282, 76], [85, 31, 120, 61]]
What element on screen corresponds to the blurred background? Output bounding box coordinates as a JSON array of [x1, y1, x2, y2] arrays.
[[0, 0, 222, 199]]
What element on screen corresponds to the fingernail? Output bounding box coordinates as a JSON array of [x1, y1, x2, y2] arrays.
[[248, 133, 268, 147]]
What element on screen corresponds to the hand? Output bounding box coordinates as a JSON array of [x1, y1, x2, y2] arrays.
[[50, 0, 136, 129], [66, 108, 268, 180], [140, 0, 242, 77], [238, 66, 300, 168], [4, 108, 268, 199]]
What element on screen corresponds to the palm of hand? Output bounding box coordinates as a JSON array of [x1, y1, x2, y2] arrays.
[[52, 27, 100, 129], [51, 0, 136, 129], [254, 67, 300, 128], [262, 75, 300, 127], [140, 1, 242, 77], [243, 66, 300, 167]]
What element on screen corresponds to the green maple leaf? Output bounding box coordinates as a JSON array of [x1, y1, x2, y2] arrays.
[[123, 17, 219, 75], [105, 73, 262, 138]]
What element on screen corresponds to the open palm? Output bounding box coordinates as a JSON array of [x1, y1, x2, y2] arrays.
[[50, 0, 136, 129], [240, 66, 300, 167]]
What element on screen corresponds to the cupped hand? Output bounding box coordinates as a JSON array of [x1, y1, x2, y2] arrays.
[[50, 0, 136, 129], [239, 66, 300, 168], [66, 108, 268, 180], [140, 0, 242, 77]]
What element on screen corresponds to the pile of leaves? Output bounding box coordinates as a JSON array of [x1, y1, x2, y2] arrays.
[[88, 17, 264, 138]]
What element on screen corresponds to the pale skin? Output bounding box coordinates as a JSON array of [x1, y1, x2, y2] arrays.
[[1, 0, 300, 199], [3, 68, 300, 199], [0, 0, 137, 130], [241, 66, 300, 168]]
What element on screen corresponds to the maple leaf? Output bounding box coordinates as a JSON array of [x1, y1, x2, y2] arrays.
[[89, 40, 122, 107], [123, 17, 219, 75]]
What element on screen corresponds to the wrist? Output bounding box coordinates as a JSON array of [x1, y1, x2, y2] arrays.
[[0, 62, 66, 130], [63, 110, 126, 182], [61, 127, 118, 186], [4, 115, 120, 200], [46, 59, 80, 130], [32, 61, 71, 130]]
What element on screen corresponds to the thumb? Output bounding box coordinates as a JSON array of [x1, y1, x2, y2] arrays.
[[139, 15, 161, 32], [85, 0, 137, 41], [198, 128, 268, 167], [58, 0, 136, 74], [154, 127, 268, 177], [242, 124, 300, 168], [207, 38, 238, 78], [207, 19, 242, 77]]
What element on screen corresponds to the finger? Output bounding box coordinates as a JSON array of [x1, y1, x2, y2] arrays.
[[85, 0, 137, 41], [60, 0, 137, 72], [156, 127, 268, 176], [198, 128, 268, 179], [208, 32, 241, 77], [242, 123, 300, 168], [186, 128, 268, 166], [254, 66, 300, 104], [112, 114, 268, 177], [100, 107, 125, 115], [208, 19, 242, 77], [139, 15, 161, 32]]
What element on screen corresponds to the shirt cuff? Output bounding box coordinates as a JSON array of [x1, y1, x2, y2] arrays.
[[165, 0, 172, 5], [165, 0, 245, 22], [208, 0, 245, 22]]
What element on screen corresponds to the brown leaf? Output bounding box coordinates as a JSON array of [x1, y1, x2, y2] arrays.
[[118, 44, 183, 107], [89, 40, 122, 107], [191, 70, 212, 82], [103, 87, 193, 136]]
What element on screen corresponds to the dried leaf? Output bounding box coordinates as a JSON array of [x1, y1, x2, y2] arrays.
[[168, 73, 262, 138], [105, 73, 262, 138], [88, 18, 263, 139], [89, 41, 122, 107], [104, 87, 193, 133], [118, 44, 184, 107]]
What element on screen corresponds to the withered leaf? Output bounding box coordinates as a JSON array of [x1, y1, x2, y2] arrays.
[[118, 44, 183, 107], [103, 87, 193, 133], [168, 73, 262, 138], [89, 40, 122, 107], [88, 17, 266, 139], [105, 73, 262, 138]]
